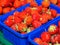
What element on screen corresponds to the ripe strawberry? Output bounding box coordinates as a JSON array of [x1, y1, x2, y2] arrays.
[[10, 0, 15, 3], [18, 11, 27, 20], [32, 20, 42, 28], [58, 21, 60, 27], [50, 9, 57, 18], [57, 0, 60, 3], [42, 7, 48, 12], [51, 34, 60, 43], [20, 0, 26, 5], [32, 12, 40, 21], [13, 0, 21, 8], [48, 24, 59, 35], [18, 23, 27, 32], [3, 7, 11, 14], [26, 0, 33, 3], [30, 1, 38, 7], [5, 19, 14, 27], [14, 16, 22, 23], [57, 3, 60, 7], [24, 16, 33, 25], [42, 42, 49, 45], [0, 7, 2, 14], [11, 24, 17, 31], [40, 14, 48, 24], [31, 10, 38, 15], [37, 6, 42, 12], [41, 32, 51, 42], [11, 7, 15, 11], [7, 15, 14, 20], [34, 38, 43, 45], [25, 7, 31, 13], [29, 27, 35, 31], [42, 1, 50, 8], [14, 11, 20, 17], [0, 0, 10, 7]]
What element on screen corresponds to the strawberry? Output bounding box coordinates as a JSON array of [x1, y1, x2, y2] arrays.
[[18, 23, 27, 32], [32, 20, 42, 28], [40, 14, 48, 24], [57, 3, 60, 7], [34, 38, 43, 45], [14, 16, 22, 23], [30, 1, 38, 7], [24, 16, 33, 25], [0, 7, 2, 14], [13, 0, 21, 8], [32, 12, 40, 21], [57, 0, 60, 3], [42, 0, 50, 8], [3, 7, 11, 14], [50, 9, 57, 18], [5, 19, 14, 27]]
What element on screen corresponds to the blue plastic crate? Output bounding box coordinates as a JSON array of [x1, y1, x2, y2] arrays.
[[0, 3, 31, 45], [0, 0, 60, 45], [28, 16, 60, 45]]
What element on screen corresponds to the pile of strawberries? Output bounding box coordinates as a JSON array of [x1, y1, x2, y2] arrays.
[[34, 21, 60, 45], [0, 0, 60, 15], [4, 0, 59, 34], [42, 0, 60, 7], [0, 0, 37, 15]]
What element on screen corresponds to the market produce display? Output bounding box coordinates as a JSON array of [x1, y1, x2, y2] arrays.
[[0, 0, 59, 15], [34, 21, 60, 45], [0, 0, 36, 15], [4, 1, 59, 34], [0, 0, 60, 45]]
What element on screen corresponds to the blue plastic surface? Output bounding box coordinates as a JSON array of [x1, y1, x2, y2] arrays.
[[0, 0, 60, 45], [28, 16, 60, 45]]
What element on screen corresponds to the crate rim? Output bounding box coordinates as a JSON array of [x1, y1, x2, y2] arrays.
[[28, 16, 60, 45]]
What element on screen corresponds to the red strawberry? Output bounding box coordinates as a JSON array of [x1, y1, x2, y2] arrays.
[[41, 32, 51, 42], [50, 9, 57, 18], [14, 17, 22, 23], [14, 11, 20, 17], [5, 19, 14, 27], [32, 20, 42, 28], [48, 24, 59, 35], [13, 0, 21, 8], [30, 1, 38, 7], [0, 0, 10, 7], [18, 11, 27, 20], [57, 0, 60, 3], [58, 21, 60, 27], [34, 38, 43, 45], [57, 3, 60, 7], [42, 0, 50, 8], [32, 12, 40, 21], [40, 14, 48, 24], [24, 16, 33, 25], [25, 7, 31, 13], [11, 24, 17, 31], [18, 23, 27, 32], [37, 6, 42, 12]]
